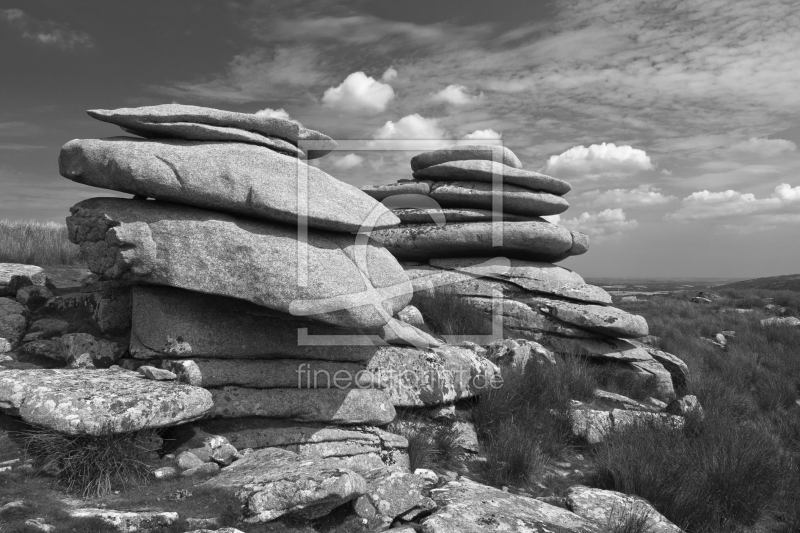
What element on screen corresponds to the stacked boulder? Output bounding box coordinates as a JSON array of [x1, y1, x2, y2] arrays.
[[364, 145, 689, 404]]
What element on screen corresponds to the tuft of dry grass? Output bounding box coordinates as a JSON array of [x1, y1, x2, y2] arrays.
[[0, 219, 82, 266]]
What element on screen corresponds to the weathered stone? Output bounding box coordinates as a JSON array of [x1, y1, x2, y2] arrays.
[[397, 305, 426, 330], [87, 104, 336, 157], [453, 421, 480, 453], [761, 317, 800, 327], [0, 368, 212, 435], [629, 358, 677, 402], [371, 221, 587, 262], [28, 319, 69, 338], [484, 338, 556, 369], [363, 468, 426, 519], [354, 495, 377, 519], [430, 257, 612, 305], [0, 298, 27, 353], [421, 477, 601, 533], [565, 486, 683, 533], [365, 345, 500, 407], [121, 123, 305, 156], [138, 365, 177, 381], [361, 180, 433, 201], [61, 138, 396, 232], [665, 395, 704, 420], [413, 160, 571, 195], [532, 298, 648, 338], [569, 403, 613, 444], [16, 286, 53, 309], [21, 332, 45, 343], [392, 207, 535, 224], [18, 339, 64, 360], [67, 198, 409, 328], [411, 145, 522, 171], [0, 264, 46, 297], [91, 288, 132, 334], [177, 451, 205, 470], [428, 181, 569, 217], [540, 335, 656, 362], [182, 462, 221, 477], [129, 286, 413, 361], [200, 447, 366, 522], [66, 352, 96, 369], [631, 341, 690, 392], [593, 390, 655, 412], [611, 409, 684, 433], [60, 333, 124, 367], [151, 466, 177, 480], [193, 435, 241, 466], [414, 468, 439, 489], [209, 388, 396, 425]]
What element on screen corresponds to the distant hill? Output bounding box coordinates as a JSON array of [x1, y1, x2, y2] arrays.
[[715, 274, 800, 292]]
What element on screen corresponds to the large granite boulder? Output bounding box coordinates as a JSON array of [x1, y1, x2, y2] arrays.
[[421, 477, 601, 532], [0, 368, 212, 435], [67, 198, 410, 328], [370, 221, 588, 262], [199, 447, 366, 522], [565, 486, 683, 533], [414, 160, 571, 195], [410, 145, 522, 171], [365, 345, 500, 407], [361, 180, 434, 201], [87, 104, 336, 158], [428, 181, 569, 217], [129, 286, 417, 361], [0, 264, 47, 297], [0, 298, 27, 353], [209, 388, 396, 425], [60, 138, 397, 232], [362, 468, 427, 521], [523, 298, 648, 338]]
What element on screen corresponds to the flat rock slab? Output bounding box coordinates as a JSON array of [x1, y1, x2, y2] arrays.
[[421, 477, 601, 532], [569, 402, 684, 444], [413, 160, 571, 195], [365, 345, 500, 407], [392, 208, 535, 224], [0, 264, 46, 297], [0, 368, 212, 435], [130, 286, 414, 361], [527, 297, 648, 338], [371, 221, 587, 262], [67, 198, 409, 329], [565, 486, 683, 533], [411, 145, 522, 171], [121, 123, 304, 157], [200, 447, 366, 522], [428, 181, 569, 217], [429, 257, 612, 304], [87, 104, 336, 158], [60, 138, 397, 232], [361, 180, 433, 201], [209, 387, 396, 425], [363, 468, 426, 519], [68, 509, 179, 533]]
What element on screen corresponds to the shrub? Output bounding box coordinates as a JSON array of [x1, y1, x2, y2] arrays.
[[0, 219, 82, 266], [19, 426, 157, 498], [388, 418, 461, 471], [607, 502, 654, 533]]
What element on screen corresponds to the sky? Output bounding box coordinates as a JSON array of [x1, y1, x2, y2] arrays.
[[1, 0, 799, 279]]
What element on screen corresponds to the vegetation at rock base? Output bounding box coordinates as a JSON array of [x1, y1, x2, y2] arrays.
[[389, 416, 462, 471], [0, 220, 82, 266]]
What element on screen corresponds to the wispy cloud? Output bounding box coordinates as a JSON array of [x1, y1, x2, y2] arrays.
[[575, 185, 676, 208], [1, 9, 93, 49], [667, 183, 800, 222]]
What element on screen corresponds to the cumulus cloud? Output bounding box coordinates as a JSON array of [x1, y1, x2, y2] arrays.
[[544, 143, 654, 180], [575, 185, 676, 208], [667, 183, 800, 221], [462, 129, 502, 140], [254, 107, 302, 125], [381, 67, 398, 82], [322, 72, 395, 115], [333, 153, 365, 170], [728, 137, 797, 157], [560, 209, 639, 242], [373, 114, 446, 140], [1, 8, 93, 49], [432, 85, 483, 105]]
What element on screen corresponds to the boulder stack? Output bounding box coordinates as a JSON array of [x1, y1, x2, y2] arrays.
[[363, 145, 686, 402]]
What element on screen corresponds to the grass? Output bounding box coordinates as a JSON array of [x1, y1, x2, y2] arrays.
[[607, 502, 655, 533], [388, 416, 462, 471], [0, 219, 82, 265], [412, 288, 493, 340]]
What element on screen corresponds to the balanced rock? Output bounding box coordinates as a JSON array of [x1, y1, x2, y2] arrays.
[[428, 181, 569, 217], [421, 478, 601, 533], [0, 368, 212, 435], [60, 138, 398, 232], [209, 388, 396, 425], [87, 104, 337, 158], [371, 220, 588, 262], [67, 198, 410, 328], [392, 207, 535, 224], [0, 264, 47, 297], [200, 447, 366, 522], [413, 160, 571, 195], [410, 145, 522, 171], [361, 180, 433, 201]]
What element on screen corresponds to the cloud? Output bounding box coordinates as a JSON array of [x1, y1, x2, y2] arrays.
[[462, 129, 502, 140], [432, 84, 483, 105], [1, 8, 93, 49], [667, 183, 800, 221], [254, 107, 302, 125], [321, 72, 395, 115], [728, 137, 797, 157], [373, 114, 446, 140], [544, 143, 654, 180], [333, 153, 365, 170], [560, 208, 639, 242], [382, 67, 398, 82], [575, 185, 676, 208]]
